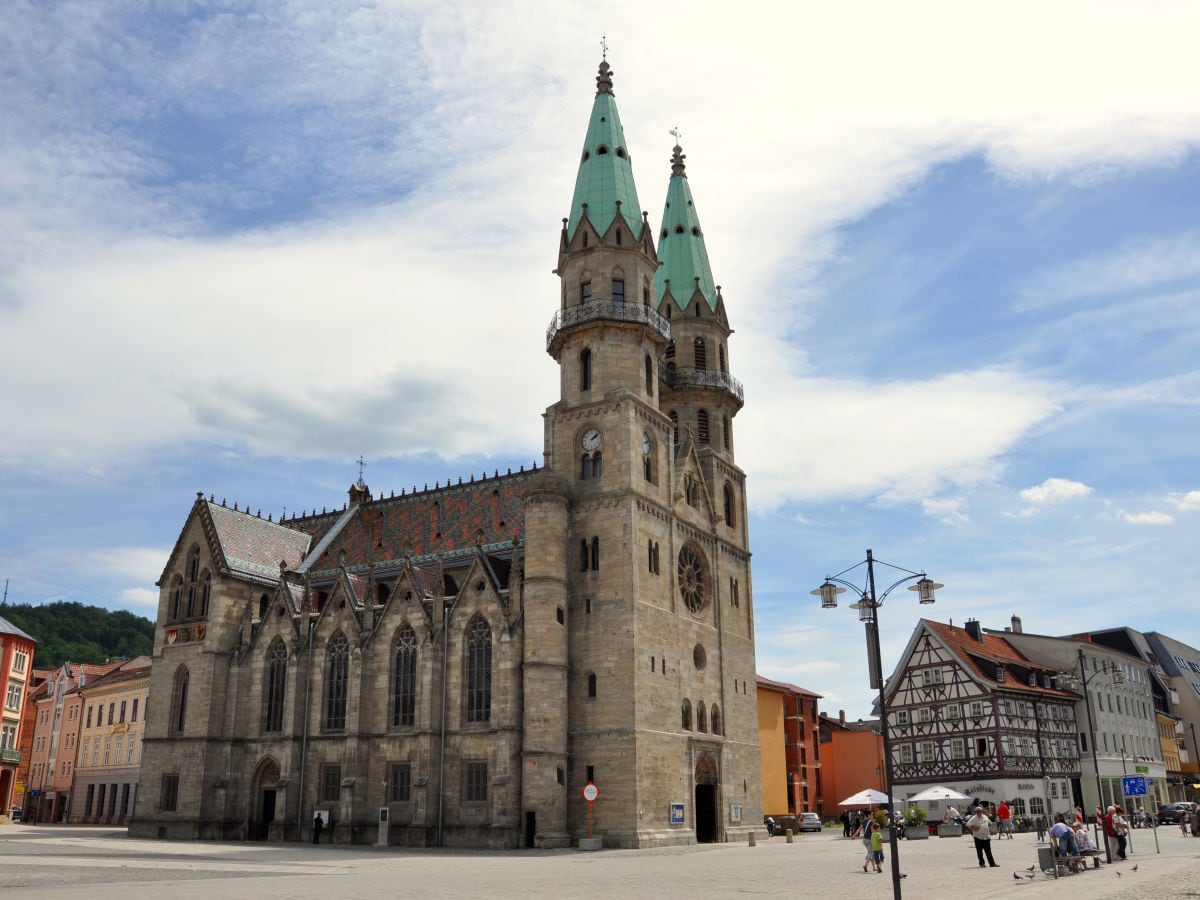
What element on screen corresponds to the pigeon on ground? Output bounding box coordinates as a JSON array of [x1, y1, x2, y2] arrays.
[[1013, 873, 1022, 880], [1132, 864, 1138, 872], [1116, 870, 1122, 877]]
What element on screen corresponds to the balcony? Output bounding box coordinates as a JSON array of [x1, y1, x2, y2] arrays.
[[546, 299, 671, 351], [0, 747, 21, 765], [659, 364, 745, 403]]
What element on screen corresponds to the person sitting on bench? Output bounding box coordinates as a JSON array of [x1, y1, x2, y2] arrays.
[[1070, 821, 1101, 859], [1049, 814, 1080, 871]]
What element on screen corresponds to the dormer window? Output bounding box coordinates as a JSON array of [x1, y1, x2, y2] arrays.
[[597, 145, 608, 155]]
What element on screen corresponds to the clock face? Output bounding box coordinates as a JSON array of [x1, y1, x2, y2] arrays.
[[643, 432, 652, 455], [581, 428, 602, 451]]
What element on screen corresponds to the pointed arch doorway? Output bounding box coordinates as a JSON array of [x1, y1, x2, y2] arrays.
[[694, 753, 719, 843], [251, 758, 281, 841]]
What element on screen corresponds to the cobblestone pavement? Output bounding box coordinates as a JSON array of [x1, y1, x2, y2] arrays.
[[2, 824, 1198, 899]]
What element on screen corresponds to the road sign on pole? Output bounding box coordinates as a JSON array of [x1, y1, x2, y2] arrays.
[[1122, 775, 1147, 796]]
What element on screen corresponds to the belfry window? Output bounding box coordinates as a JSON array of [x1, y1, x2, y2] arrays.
[[719, 346, 726, 373], [612, 278, 625, 304], [669, 411, 679, 446], [694, 338, 707, 369], [581, 281, 591, 304], [723, 483, 736, 527], [722, 414, 731, 451], [171, 666, 189, 735], [698, 409, 710, 444], [590, 536, 600, 571], [645, 354, 653, 395], [581, 451, 602, 480], [579, 348, 592, 392]]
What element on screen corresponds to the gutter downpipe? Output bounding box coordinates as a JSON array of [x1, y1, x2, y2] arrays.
[[297, 610, 315, 841], [437, 599, 450, 847]]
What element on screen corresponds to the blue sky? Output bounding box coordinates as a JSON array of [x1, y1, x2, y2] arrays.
[[3, 1, 1199, 718]]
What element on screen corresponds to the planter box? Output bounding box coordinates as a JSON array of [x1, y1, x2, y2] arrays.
[[938, 823, 964, 837], [905, 826, 930, 840]]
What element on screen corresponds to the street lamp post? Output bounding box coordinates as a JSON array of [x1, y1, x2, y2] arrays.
[[1061, 647, 1123, 864], [813, 549, 942, 900]]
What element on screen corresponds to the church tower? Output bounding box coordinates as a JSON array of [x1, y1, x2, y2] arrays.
[[535, 59, 761, 848]]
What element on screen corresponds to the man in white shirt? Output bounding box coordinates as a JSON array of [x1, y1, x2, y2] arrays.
[[965, 805, 997, 868]]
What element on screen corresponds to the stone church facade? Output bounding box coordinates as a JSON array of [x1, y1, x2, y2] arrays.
[[130, 59, 762, 849]]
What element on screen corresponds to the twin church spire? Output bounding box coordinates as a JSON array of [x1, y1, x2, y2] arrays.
[[565, 58, 718, 312]]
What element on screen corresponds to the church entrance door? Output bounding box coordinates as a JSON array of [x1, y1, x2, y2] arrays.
[[694, 753, 719, 843]]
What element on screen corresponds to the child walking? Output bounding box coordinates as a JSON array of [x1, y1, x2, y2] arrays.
[[870, 822, 885, 873]]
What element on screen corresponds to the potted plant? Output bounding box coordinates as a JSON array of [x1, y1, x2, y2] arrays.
[[904, 805, 930, 840]]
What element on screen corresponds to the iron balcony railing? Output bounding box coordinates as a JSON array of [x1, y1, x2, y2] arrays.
[[0, 747, 21, 764], [660, 364, 745, 403], [546, 299, 672, 350]]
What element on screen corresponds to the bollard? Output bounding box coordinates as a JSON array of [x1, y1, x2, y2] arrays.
[[748, 831, 756, 847], [786, 828, 794, 843]]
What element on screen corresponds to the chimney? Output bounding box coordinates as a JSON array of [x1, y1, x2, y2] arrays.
[[839, 709, 846, 726], [965, 619, 984, 643], [1011, 615, 1023, 634]]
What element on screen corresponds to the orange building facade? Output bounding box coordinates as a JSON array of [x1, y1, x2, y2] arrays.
[[818, 711, 885, 815], [1, 616, 37, 820], [756, 677, 824, 818]]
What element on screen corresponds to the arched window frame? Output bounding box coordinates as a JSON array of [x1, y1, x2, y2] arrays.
[[723, 482, 736, 528], [465, 617, 492, 724], [263, 638, 287, 732], [324, 632, 350, 730], [711, 704, 722, 736], [171, 666, 189, 735], [697, 701, 708, 733], [579, 348, 592, 392], [682, 698, 692, 731], [590, 536, 600, 571], [587, 672, 597, 699], [644, 354, 653, 395], [392, 624, 418, 728], [697, 409, 710, 444], [694, 337, 707, 369], [198, 572, 211, 617]]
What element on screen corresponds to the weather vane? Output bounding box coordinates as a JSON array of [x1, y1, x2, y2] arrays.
[[600, 34, 607, 60], [357, 455, 366, 487]]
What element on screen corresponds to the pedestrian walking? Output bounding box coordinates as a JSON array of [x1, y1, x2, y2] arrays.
[[965, 805, 998, 868]]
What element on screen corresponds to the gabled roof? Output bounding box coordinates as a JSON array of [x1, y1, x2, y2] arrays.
[[899, 619, 1077, 700]]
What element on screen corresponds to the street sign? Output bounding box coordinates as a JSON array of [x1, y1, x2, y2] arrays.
[[1122, 775, 1147, 796]]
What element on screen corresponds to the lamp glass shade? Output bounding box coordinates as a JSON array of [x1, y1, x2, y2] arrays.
[[813, 582, 843, 609], [909, 577, 942, 604]]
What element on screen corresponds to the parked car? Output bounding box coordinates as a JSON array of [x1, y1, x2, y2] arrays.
[[8, 806, 19, 822], [1156, 802, 1197, 824], [797, 812, 822, 833]]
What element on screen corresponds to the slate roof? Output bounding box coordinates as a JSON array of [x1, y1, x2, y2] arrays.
[[0, 615, 36, 642], [207, 502, 312, 581]]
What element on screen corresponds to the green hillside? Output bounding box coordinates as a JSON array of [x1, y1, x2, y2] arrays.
[[0, 601, 154, 669]]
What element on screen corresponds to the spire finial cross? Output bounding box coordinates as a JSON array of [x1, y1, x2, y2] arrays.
[[356, 455, 366, 487], [600, 34, 608, 60], [670, 126, 682, 146]]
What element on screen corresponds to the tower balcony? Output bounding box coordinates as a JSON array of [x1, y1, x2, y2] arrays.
[[660, 364, 744, 403], [546, 299, 672, 352]]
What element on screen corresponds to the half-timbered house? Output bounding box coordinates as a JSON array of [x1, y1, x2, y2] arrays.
[[883, 618, 1081, 819]]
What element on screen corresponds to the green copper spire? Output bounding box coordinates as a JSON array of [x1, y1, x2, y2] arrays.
[[655, 142, 717, 311], [566, 60, 644, 241]]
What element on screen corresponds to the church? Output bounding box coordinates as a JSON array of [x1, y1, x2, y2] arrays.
[[130, 58, 763, 849]]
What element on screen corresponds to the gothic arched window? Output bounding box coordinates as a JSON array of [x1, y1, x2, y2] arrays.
[[711, 704, 722, 736], [722, 413, 731, 451], [698, 409, 710, 444], [723, 483, 736, 528], [669, 411, 679, 446], [697, 701, 708, 733], [171, 666, 189, 735], [682, 698, 692, 731], [694, 338, 707, 369], [645, 354, 653, 395], [185, 547, 200, 617], [466, 617, 492, 723], [392, 625, 417, 727], [325, 632, 350, 730], [263, 639, 287, 732], [198, 572, 211, 617], [170, 575, 184, 622]]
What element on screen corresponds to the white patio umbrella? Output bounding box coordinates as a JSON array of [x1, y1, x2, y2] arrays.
[[838, 788, 898, 807], [906, 785, 971, 802]]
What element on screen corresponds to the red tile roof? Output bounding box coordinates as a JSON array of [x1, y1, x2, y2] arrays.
[[923, 620, 1076, 698], [757, 675, 823, 698]]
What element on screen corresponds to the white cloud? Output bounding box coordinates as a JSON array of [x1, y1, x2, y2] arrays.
[[1121, 511, 1174, 526], [87, 548, 171, 583], [1019, 478, 1093, 506], [1168, 491, 1200, 511], [923, 497, 969, 525], [114, 588, 160, 615]]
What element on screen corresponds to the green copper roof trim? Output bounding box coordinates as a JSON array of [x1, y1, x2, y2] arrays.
[[655, 144, 717, 311], [566, 62, 644, 242]]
